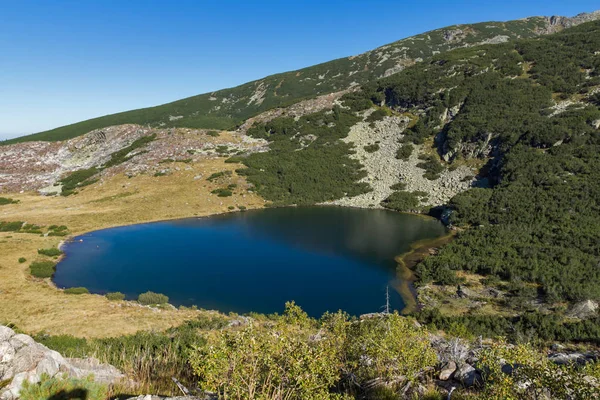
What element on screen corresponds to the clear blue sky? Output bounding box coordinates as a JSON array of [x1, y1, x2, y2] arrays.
[[1, 0, 598, 139]]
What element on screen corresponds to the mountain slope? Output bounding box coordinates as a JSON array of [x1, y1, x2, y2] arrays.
[[4, 10, 599, 145]]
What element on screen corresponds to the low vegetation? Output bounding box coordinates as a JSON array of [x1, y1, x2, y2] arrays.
[[37, 248, 63, 257], [240, 107, 371, 205], [20, 374, 107, 400], [105, 292, 125, 301], [64, 287, 90, 295], [345, 20, 600, 304], [210, 188, 232, 197], [29, 261, 56, 278], [137, 291, 169, 305], [0, 197, 19, 205]]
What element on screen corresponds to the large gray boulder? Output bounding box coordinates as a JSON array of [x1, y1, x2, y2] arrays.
[[567, 300, 599, 319], [454, 363, 482, 388], [0, 326, 124, 400]]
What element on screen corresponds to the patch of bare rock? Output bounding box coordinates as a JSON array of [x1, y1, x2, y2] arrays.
[[329, 115, 475, 209], [0, 325, 124, 400]]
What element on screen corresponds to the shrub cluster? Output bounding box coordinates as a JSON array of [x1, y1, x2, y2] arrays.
[[29, 261, 56, 278], [137, 291, 169, 305]]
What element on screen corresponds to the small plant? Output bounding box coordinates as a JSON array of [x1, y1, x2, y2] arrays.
[[18, 257, 27, 263], [207, 171, 232, 182], [0, 221, 23, 232], [138, 291, 169, 305], [30, 261, 56, 278], [396, 143, 414, 160], [48, 225, 69, 237], [238, 205, 247, 211], [211, 188, 233, 197], [154, 171, 168, 177], [0, 197, 19, 205], [20, 373, 107, 400], [390, 182, 407, 191], [105, 292, 126, 301], [363, 143, 380, 153], [228, 206, 235, 210], [38, 248, 63, 257], [206, 130, 220, 137], [64, 287, 89, 295]]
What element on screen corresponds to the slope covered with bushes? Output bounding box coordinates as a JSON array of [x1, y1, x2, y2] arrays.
[[344, 21, 600, 303]]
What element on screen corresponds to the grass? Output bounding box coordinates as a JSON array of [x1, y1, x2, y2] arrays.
[[64, 287, 90, 295]]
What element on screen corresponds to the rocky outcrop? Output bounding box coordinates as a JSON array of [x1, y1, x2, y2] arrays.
[[567, 300, 599, 319], [540, 10, 600, 34], [0, 326, 124, 400], [329, 114, 475, 209]]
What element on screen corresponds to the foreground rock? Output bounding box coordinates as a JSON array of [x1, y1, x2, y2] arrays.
[[0, 326, 124, 400]]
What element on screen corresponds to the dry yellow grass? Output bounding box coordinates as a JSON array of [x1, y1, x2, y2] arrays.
[[0, 157, 265, 338]]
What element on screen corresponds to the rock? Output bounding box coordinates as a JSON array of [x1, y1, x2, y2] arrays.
[[454, 363, 482, 388], [567, 300, 599, 319], [0, 326, 125, 400], [548, 352, 587, 365], [439, 361, 457, 380]]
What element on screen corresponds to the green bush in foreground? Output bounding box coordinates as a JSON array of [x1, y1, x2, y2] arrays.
[[64, 287, 89, 295], [18, 257, 26, 264], [138, 291, 169, 305], [105, 292, 125, 301], [30, 261, 56, 278], [37, 248, 63, 257], [20, 373, 107, 400]]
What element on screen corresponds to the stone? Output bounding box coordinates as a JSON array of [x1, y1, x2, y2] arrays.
[[0, 325, 124, 400], [0, 326, 15, 343], [439, 361, 457, 380], [8, 334, 35, 350], [567, 300, 599, 319], [454, 363, 482, 387]]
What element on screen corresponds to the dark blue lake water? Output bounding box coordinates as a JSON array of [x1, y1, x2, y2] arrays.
[[54, 207, 446, 317]]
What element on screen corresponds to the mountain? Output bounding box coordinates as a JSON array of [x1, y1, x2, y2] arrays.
[[4, 10, 599, 145]]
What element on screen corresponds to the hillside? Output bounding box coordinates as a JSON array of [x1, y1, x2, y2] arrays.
[[4, 10, 599, 145]]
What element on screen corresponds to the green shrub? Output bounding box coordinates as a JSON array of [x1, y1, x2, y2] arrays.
[[153, 171, 168, 177], [38, 248, 63, 257], [390, 182, 407, 191], [228, 206, 235, 210], [366, 108, 388, 125], [211, 188, 233, 197], [0, 221, 23, 232], [59, 167, 99, 196], [238, 205, 247, 211], [0, 197, 18, 205], [206, 130, 220, 137], [396, 143, 414, 160], [207, 171, 232, 181], [18, 257, 26, 264], [30, 261, 56, 278], [105, 292, 126, 301], [20, 373, 107, 400], [417, 154, 445, 180], [381, 191, 428, 212], [64, 287, 90, 295], [138, 291, 169, 305], [363, 143, 380, 153]]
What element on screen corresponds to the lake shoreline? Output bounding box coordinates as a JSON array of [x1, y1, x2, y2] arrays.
[[395, 231, 456, 314]]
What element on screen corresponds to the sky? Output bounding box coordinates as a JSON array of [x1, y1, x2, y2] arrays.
[[1, 0, 598, 139]]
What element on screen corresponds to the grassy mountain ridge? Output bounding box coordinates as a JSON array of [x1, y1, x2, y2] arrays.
[[4, 12, 597, 145]]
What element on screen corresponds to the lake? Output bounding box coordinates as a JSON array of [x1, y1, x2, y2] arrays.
[[54, 207, 446, 317]]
